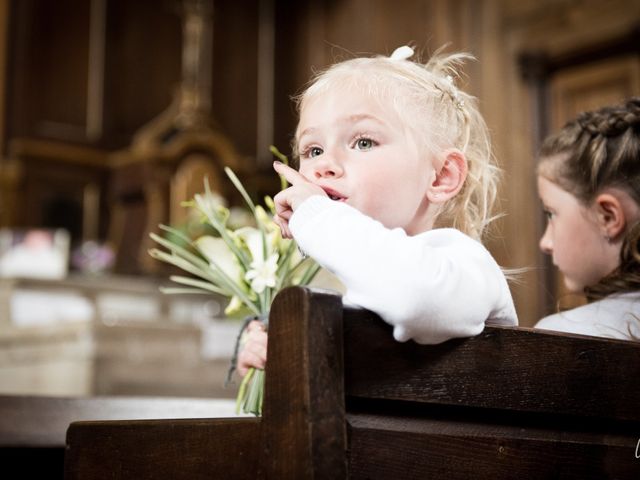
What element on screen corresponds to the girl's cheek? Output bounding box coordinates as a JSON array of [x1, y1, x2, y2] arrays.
[[297, 162, 309, 176]]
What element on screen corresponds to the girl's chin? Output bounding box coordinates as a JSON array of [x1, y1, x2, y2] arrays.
[[562, 277, 585, 294]]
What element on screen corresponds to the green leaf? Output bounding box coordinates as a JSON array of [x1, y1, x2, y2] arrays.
[[270, 145, 290, 192], [275, 240, 297, 289], [159, 224, 198, 247], [169, 275, 228, 295], [224, 167, 269, 262], [235, 367, 254, 414], [148, 248, 224, 287], [296, 262, 322, 286], [149, 235, 261, 316], [159, 287, 211, 295], [149, 236, 232, 289]]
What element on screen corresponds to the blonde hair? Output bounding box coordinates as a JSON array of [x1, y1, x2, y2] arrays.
[[538, 97, 640, 300], [292, 47, 500, 241]]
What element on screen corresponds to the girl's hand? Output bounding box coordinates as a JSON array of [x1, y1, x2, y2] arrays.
[[273, 161, 326, 238], [237, 320, 268, 377]]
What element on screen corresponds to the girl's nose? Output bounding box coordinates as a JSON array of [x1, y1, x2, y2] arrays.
[[539, 226, 552, 254], [313, 153, 343, 179]]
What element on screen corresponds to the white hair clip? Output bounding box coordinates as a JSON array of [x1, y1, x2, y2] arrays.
[[445, 75, 465, 110], [390, 45, 414, 61]]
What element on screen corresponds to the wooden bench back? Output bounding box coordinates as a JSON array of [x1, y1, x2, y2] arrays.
[[0, 396, 241, 480], [341, 303, 640, 478], [65, 286, 640, 479]]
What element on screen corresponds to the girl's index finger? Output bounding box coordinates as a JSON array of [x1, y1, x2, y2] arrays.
[[273, 161, 307, 186]]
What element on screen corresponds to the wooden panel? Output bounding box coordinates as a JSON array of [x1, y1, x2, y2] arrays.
[[343, 308, 640, 422], [212, 0, 260, 161], [259, 286, 347, 479], [65, 417, 260, 480], [8, 0, 91, 142], [170, 153, 224, 226], [0, 447, 64, 480], [550, 55, 640, 131], [347, 413, 638, 480], [0, 395, 245, 480], [8, 139, 109, 240], [0, 395, 238, 447], [0, 0, 8, 157], [102, 0, 181, 146], [61, 287, 640, 479], [63, 287, 348, 480]]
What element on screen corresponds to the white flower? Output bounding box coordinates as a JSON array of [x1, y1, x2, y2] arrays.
[[235, 226, 281, 260], [194, 190, 227, 212], [245, 253, 278, 294], [227, 207, 255, 230], [195, 236, 242, 282], [224, 295, 244, 316], [235, 227, 264, 261], [194, 191, 230, 225]]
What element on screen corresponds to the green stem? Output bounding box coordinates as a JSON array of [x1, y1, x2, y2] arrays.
[[297, 261, 322, 286], [275, 241, 297, 289], [269, 145, 290, 192], [168, 275, 228, 295], [159, 287, 211, 295], [224, 167, 269, 262], [246, 369, 264, 416], [235, 368, 254, 415]]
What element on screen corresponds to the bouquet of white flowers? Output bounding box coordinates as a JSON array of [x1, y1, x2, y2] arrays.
[[149, 148, 320, 415]]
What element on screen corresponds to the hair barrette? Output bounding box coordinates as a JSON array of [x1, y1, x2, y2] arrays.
[[390, 45, 414, 61], [445, 75, 465, 111]]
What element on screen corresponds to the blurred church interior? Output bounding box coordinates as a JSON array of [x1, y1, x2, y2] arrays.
[[0, 0, 638, 399]]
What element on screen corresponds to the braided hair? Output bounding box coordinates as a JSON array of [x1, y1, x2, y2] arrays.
[[537, 97, 640, 300]]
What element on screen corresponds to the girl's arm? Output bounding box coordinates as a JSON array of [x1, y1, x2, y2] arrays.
[[289, 196, 517, 344]]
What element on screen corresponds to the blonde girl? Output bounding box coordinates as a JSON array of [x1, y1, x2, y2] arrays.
[[238, 46, 517, 375]]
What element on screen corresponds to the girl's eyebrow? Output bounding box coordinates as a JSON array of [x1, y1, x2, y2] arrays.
[[298, 114, 386, 141], [346, 113, 385, 124], [297, 127, 317, 141]]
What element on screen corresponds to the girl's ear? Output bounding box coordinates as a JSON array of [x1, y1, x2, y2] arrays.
[[594, 192, 626, 240], [426, 149, 468, 203]]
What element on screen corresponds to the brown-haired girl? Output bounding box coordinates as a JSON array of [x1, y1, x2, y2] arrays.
[[536, 97, 640, 340]]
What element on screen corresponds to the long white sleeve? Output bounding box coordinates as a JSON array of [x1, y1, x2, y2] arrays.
[[290, 196, 517, 344]]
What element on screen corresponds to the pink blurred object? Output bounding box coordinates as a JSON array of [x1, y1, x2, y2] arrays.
[[71, 241, 115, 274]]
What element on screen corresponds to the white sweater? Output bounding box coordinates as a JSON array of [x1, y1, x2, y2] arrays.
[[289, 196, 518, 345], [535, 291, 640, 341]]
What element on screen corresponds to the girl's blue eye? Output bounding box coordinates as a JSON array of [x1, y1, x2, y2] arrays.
[[310, 147, 323, 157], [356, 138, 374, 150], [544, 210, 554, 220]]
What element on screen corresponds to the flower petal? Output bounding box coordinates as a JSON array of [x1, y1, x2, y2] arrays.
[[235, 227, 264, 261], [195, 236, 242, 281]]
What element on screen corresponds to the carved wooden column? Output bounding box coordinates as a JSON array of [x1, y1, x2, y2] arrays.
[[109, 0, 242, 274]]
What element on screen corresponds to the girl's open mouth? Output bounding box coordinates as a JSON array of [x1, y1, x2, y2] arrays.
[[322, 187, 346, 202]]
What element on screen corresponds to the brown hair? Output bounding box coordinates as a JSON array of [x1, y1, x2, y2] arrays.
[[537, 97, 640, 300]]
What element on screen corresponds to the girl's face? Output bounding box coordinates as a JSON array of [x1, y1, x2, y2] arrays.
[[295, 87, 437, 235], [537, 175, 619, 292]]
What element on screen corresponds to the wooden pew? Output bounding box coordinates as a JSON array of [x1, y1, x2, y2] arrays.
[[0, 395, 236, 480], [65, 286, 640, 479]]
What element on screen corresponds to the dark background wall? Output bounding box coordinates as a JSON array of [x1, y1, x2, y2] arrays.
[[0, 0, 639, 326]]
